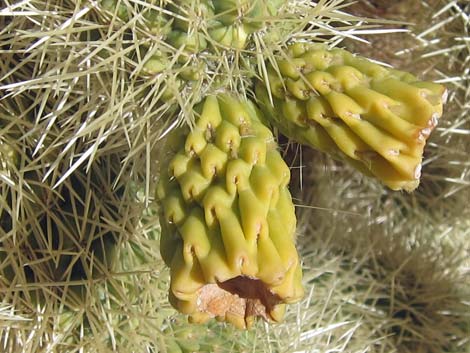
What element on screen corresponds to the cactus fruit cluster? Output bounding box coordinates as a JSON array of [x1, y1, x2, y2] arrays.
[[154, 41, 447, 326], [102, 0, 286, 51], [96, 0, 300, 116], [2, 0, 457, 349], [256, 43, 447, 191], [156, 94, 303, 328]]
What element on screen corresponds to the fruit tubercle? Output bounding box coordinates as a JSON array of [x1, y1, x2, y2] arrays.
[[156, 94, 303, 328], [256, 43, 447, 192]]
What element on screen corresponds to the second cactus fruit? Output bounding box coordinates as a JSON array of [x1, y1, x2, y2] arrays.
[[256, 43, 447, 191], [156, 94, 303, 328]]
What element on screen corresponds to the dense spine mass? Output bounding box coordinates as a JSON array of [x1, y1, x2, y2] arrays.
[[0, 128, 121, 310], [101, 0, 287, 74], [167, 0, 285, 50], [156, 95, 303, 328], [256, 43, 447, 191]]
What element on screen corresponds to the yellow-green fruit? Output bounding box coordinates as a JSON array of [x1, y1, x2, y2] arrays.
[[256, 43, 447, 191], [156, 94, 303, 328]]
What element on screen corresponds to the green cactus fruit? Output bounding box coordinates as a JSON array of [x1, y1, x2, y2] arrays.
[[100, 0, 287, 76], [156, 94, 303, 328], [255, 43, 447, 191], [161, 326, 204, 353], [101, 0, 130, 21]]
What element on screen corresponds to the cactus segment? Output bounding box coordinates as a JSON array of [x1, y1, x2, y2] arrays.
[[101, 0, 286, 54], [166, 0, 284, 50], [256, 43, 447, 191], [99, 0, 290, 100], [156, 94, 303, 328]]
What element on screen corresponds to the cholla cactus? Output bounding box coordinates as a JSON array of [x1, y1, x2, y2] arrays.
[[152, 0, 287, 50], [2, 0, 468, 351], [156, 94, 303, 328]]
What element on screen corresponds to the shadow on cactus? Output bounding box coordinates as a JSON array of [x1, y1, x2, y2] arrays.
[[0, 156, 133, 312]]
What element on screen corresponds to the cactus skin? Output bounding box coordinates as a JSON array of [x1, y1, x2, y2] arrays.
[[256, 43, 447, 191], [156, 94, 303, 328]]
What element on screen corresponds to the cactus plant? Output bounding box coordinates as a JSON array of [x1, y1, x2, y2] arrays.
[[255, 43, 447, 191], [156, 94, 303, 328], [2, 0, 469, 352]]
